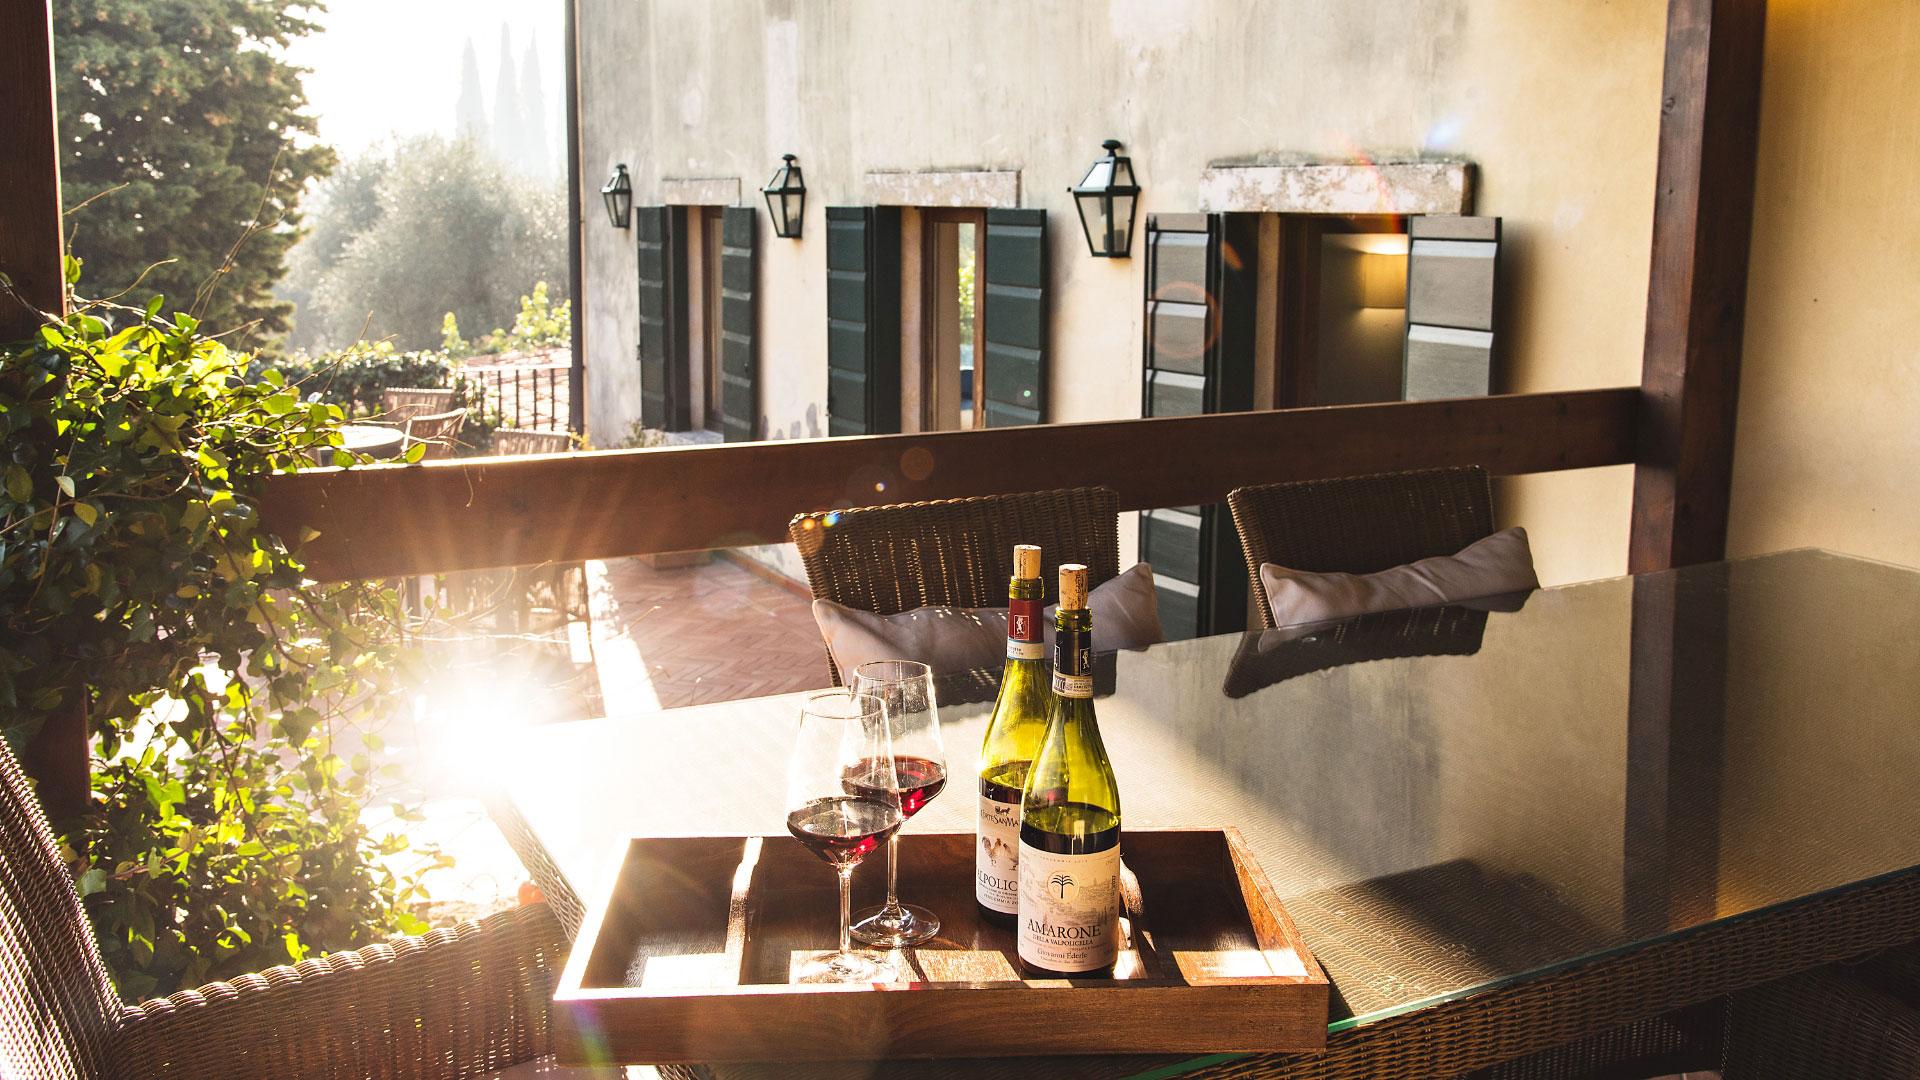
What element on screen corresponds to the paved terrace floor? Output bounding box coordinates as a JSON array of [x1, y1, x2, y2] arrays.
[[587, 552, 829, 711]]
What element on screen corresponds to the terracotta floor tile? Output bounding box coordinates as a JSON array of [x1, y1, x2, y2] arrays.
[[586, 554, 828, 711]]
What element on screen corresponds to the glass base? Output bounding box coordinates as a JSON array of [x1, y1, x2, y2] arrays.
[[794, 948, 892, 984], [850, 902, 941, 947]]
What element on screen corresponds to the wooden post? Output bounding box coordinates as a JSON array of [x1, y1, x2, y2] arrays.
[[1, 1, 89, 819], [0, 0, 65, 332], [1630, 0, 1768, 573], [563, 0, 588, 437]]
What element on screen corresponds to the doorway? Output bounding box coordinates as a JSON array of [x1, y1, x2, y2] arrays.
[[919, 208, 986, 431], [1270, 214, 1410, 407]]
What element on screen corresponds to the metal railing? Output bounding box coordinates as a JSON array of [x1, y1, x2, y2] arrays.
[[464, 362, 572, 432]]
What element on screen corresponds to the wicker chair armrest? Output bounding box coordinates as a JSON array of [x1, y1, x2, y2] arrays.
[[109, 903, 566, 1080]]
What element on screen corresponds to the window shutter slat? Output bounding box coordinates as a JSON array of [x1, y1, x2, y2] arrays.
[[1403, 215, 1501, 400], [635, 206, 690, 431], [1139, 213, 1257, 639], [825, 206, 902, 436], [980, 209, 1048, 427], [718, 207, 758, 441]]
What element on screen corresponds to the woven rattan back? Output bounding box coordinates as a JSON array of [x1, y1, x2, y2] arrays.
[[790, 487, 1120, 684], [0, 741, 122, 1080], [490, 428, 572, 457], [380, 387, 455, 427], [1228, 465, 1496, 628], [404, 408, 468, 461]]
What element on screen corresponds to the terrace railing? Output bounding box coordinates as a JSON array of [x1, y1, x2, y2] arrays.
[[467, 362, 573, 433], [257, 389, 1637, 582]]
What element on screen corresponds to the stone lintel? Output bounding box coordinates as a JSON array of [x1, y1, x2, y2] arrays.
[[863, 170, 1021, 208], [1197, 162, 1473, 215], [661, 177, 743, 206]]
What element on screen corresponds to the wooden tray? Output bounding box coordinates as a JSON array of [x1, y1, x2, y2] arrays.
[[553, 828, 1328, 1064]]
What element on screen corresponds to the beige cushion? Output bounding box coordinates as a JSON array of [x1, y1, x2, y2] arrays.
[[812, 562, 1163, 676], [1260, 527, 1539, 627]]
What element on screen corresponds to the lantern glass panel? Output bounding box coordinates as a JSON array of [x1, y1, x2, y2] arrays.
[[1079, 158, 1114, 190], [1112, 158, 1135, 189], [781, 191, 805, 234], [1109, 193, 1135, 251], [1076, 192, 1112, 254]]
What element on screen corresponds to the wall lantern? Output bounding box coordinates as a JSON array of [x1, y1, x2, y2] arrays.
[[601, 164, 633, 229], [1070, 139, 1140, 258], [762, 153, 807, 239]]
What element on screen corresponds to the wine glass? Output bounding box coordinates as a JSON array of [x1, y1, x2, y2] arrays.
[[786, 689, 903, 984], [848, 660, 948, 948]]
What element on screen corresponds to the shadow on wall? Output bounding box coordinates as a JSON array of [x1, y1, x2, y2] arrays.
[[762, 402, 825, 443]]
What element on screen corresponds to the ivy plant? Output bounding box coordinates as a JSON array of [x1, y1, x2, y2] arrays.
[[1, 289, 434, 998]]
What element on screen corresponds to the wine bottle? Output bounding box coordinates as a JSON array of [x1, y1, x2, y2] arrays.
[[1017, 563, 1123, 978], [976, 544, 1050, 928]]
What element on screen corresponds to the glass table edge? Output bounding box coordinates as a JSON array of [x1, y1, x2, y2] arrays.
[[1128, 859, 1920, 1079]]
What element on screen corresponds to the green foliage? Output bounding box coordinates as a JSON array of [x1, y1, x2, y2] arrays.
[[53, 0, 334, 348], [508, 282, 570, 352], [440, 313, 469, 357], [0, 300, 431, 998], [261, 341, 502, 454], [956, 259, 976, 341], [281, 137, 567, 353]]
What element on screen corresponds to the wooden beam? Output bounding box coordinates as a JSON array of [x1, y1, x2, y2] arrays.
[[563, 0, 587, 436], [0, 0, 65, 338], [1630, 0, 1768, 572], [257, 388, 1639, 582], [0, 1, 86, 820]]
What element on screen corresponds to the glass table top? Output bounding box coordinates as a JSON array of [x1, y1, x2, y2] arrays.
[[501, 549, 1920, 1040]]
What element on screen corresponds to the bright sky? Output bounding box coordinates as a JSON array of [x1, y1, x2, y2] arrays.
[[285, 0, 564, 159]]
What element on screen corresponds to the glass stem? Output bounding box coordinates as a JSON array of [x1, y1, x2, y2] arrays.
[[837, 865, 853, 956], [885, 832, 902, 911]]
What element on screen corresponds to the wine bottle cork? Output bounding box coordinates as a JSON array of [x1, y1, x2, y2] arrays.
[[1059, 563, 1089, 611], [1013, 544, 1042, 580]]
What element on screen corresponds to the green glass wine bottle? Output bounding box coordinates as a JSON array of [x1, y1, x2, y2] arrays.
[[976, 544, 1049, 928], [1017, 563, 1123, 978]]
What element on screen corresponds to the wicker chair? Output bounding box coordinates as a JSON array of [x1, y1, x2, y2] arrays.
[[0, 737, 567, 1080], [1227, 465, 1496, 629], [380, 387, 457, 428], [1722, 969, 1920, 1078], [788, 486, 1120, 685], [491, 428, 574, 457], [404, 408, 468, 461]]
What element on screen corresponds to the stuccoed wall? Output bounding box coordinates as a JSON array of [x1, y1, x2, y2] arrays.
[[1725, 0, 1920, 572], [577, 0, 1667, 585]]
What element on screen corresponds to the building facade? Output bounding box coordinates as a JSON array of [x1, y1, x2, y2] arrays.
[[588, 2, 1890, 630]]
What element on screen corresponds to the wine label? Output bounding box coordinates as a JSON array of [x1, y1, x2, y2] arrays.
[[1052, 626, 1092, 698], [975, 793, 1021, 913], [1007, 596, 1045, 660], [1008, 598, 1042, 640], [1017, 840, 1121, 973], [1052, 670, 1093, 697]]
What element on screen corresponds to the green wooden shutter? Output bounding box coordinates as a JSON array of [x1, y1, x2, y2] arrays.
[[980, 208, 1047, 426], [1139, 212, 1257, 639], [718, 206, 758, 441], [1403, 215, 1501, 400], [825, 206, 902, 436], [636, 206, 690, 431]]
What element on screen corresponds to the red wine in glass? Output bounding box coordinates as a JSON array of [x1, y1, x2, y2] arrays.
[[786, 795, 902, 868], [844, 755, 948, 819]]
